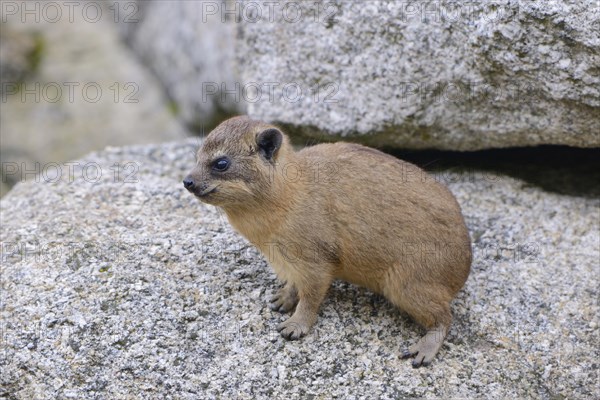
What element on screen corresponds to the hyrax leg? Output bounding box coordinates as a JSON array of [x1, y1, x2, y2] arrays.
[[269, 282, 298, 313], [277, 275, 332, 340], [401, 324, 449, 368], [387, 284, 453, 367]]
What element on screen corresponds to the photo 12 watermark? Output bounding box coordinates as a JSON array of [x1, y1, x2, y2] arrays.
[[0, 235, 256, 267], [1, 82, 139, 104], [198, 1, 339, 24], [397, 81, 542, 105], [201, 81, 339, 105], [1, 1, 140, 24], [1, 161, 140, 185]]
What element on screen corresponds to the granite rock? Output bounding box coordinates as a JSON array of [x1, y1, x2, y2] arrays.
[[237, 0, 600, 149], [0, 140, 598, 399], [111, 1, 600, 149], [116, 0, 244, 130], [1, 3, 187, 197]]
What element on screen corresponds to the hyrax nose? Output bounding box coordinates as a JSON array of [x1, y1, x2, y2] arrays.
[[183, 176, 195, 191]]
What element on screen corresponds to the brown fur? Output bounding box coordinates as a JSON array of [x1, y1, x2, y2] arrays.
[[184, 116, 472, 367]]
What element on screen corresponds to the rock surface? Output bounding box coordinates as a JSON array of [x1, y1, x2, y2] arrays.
[[1, 140, 598, 399], [0, 3, 187, 197], [236, 1, 600, 149], [110, 1, 600, 149], [116, 0, 244, 130]]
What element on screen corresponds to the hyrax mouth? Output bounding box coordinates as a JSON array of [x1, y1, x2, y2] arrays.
[[195, 187, 217, 198], [182, 175, 217, 199]]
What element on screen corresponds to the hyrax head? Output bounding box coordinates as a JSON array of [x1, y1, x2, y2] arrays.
[[183, 116, 289, 208]]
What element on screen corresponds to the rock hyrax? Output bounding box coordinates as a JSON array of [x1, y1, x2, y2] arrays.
[[184, 116, 471, 367]]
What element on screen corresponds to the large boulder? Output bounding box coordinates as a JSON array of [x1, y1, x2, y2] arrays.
[[236, 1, 600, 149], [116, 0, 245, 129], [113, 1, 599, 149], [0, 3, 187, 197], [1, 140, 598, 398]]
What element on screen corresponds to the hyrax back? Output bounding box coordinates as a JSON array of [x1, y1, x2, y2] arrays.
[[184, 116, 472, 367]]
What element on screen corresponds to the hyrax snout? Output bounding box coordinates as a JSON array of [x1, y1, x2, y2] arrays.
[[184, 116, 472, 367]]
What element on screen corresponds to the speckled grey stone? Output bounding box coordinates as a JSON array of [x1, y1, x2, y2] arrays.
[[1, 141, 598, 399], [112, 1, 599, 149], [238, 0, 600, 149], [116, 0, 245, 128], [1, 3, 187, 197]]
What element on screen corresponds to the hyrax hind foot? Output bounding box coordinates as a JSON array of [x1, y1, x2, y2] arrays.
[[269, 283, 298, 313], [401, 325, 448, 368]]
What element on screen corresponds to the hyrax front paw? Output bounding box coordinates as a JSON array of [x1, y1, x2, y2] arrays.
[[269, 286, 298, 313], [277, 316, 312, 340]]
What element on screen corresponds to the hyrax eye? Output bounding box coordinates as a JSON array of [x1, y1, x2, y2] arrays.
[[212, 157, 230, 172]]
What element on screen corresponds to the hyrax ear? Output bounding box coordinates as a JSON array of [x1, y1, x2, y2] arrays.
[[256, 128, 283, 161]]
